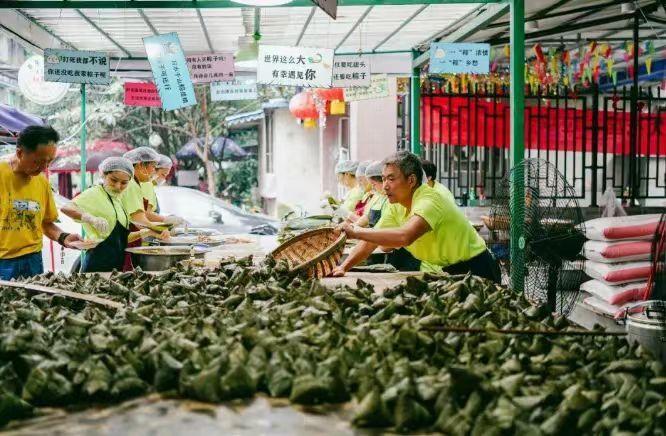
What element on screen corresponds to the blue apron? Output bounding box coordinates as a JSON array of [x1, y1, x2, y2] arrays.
[[367, 197, 387, 228], [81, 191, 130, 273]]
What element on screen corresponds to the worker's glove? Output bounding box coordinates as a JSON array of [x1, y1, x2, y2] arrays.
[[163, 215, 185, 226], [81, 212, 109, 234], [332, 207, 351, 220]]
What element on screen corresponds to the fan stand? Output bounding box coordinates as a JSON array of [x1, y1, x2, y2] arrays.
[[546, 262, 560, 314]]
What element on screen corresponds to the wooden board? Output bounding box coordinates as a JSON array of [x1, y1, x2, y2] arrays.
[[0, 280, 123, 310]]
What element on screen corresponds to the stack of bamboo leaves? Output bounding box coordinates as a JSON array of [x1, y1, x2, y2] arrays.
[[0, 258, 664, 434]]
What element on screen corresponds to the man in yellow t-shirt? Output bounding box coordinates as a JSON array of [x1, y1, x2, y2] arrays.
[[333, 151, 499, 283], [421, 159, 455, 204], [0, 125, 82, 280]]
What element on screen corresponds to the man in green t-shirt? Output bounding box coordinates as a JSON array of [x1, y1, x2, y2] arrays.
[[333, 151, 499, 283], [421, 159, 455, 204]]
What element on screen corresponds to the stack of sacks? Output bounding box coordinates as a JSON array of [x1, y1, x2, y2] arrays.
[[580, 214, 661, 316]]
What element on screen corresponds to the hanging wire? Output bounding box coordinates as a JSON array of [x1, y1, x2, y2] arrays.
[[634, 0, 666, 46]]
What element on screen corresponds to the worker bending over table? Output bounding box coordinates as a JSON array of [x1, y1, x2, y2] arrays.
[[421, 159, 456, 204], [61, 157, 168, 273], [142, 154, 172, 215], [0, 125, 82, 280], [335, 160, 364, 214], [333, 151, 500, 283]]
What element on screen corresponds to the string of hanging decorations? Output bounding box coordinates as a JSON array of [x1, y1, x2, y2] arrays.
[[424, 40, 662, 96]]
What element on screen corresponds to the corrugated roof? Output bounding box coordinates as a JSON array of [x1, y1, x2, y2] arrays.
[[19, 4, 479, 57]]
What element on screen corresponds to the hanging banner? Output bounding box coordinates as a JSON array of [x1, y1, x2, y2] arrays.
[[143, 32, 197, 111], [332, 55, 371, 88], [210, 79, 258, 101], [343, 74, 390, 102], [186, 52, 235, 84], [18, 56, 70, 106], [44, 49, 110, 85], [124, 82, 162, 107], [429, 43, 490, 74], [310, 0, 337, 20], [257, 45, 334, 88]]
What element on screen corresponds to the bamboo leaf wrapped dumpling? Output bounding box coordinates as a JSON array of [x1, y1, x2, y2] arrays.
[[219, 363, 255, 400], [0, 390, 34, 427], [352, 389, 392, 428], [21, 366, 73, 406]]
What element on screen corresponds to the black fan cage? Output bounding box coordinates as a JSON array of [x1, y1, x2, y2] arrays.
[[649, 214, 666, 302], [489, 158, 586, 316]]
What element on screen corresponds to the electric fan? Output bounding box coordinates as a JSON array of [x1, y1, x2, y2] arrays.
[[488, 158, 587, 316], [648, 213, 666, 302]]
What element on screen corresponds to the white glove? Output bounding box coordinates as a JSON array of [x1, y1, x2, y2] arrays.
[[81, 212, 109, 234], [332, 207, 351, 220], [163, 215, 185, 226]]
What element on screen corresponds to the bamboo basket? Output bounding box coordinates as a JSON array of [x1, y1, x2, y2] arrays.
[[270, 227, 346, 278]]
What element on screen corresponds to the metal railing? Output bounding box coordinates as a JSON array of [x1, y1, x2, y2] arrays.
[[416, 83, 666, 205]]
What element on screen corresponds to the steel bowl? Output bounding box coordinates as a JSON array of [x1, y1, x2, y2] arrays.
[[126, 246, 210, 271]]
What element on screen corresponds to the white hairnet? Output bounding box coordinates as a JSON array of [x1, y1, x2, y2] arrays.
[[335, 160, 359, 175], [365, 160, 384, 178], [355, 161, 371, 179], [156, 154, 173, 169], [123, 146, 160, 164], [99, 157, 134, 177]]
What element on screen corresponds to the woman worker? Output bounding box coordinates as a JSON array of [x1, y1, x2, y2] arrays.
[[335, 160, 364, 214], [142, 154, 172, 215], [60, 157, 167, 272], [355, 160, 387, 228], [121, 147, 184, 228], [346, 161, 373, 222], [332, 151, 500, 282]]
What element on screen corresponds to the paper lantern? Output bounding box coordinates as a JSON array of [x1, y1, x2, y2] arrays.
[[303, 118, 317, 128], [289, 91, 318, 121], [313, 88, 344, 102], [330, 100, 345, 115]]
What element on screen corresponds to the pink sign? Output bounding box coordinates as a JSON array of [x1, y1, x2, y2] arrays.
[[186, 52, 234, 84], [124, 82, 162, 107]]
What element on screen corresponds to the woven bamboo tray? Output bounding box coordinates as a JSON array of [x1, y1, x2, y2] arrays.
[[269, 227, 346, 278]]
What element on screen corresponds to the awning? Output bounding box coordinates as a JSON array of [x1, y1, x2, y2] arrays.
[[226, 109, 264, 129], [0, 103, 45, 136], [176, 136, 249, 161]]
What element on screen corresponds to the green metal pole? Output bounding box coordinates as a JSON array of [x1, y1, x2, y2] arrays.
[[80, 84, 87, 191], [80, 83, 87, 246], [410, 50, 421, 156], [509, 0, 525, 293]]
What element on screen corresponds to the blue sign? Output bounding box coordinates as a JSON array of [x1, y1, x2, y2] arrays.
[[143, 33, 196, 111], [429, 43, 490, 74]]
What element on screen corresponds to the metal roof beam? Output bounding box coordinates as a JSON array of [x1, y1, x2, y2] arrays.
[[137, 9, 158, 35], [413, 2, 510, 68], [196, 9, 215, 52], [372, 4, 428, 52], [296, 7, 316, 46], [489, 4, 660, 45], [74, 9, 132, 57], [415, 4, 484, 48], [1, 0, 501, 8], [0, 9, 75, 51], [488, 0, 615, 29], [335, 5, 373, 51]]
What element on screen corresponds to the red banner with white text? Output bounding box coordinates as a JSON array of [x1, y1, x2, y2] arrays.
[[421, 96, 666, 156]]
